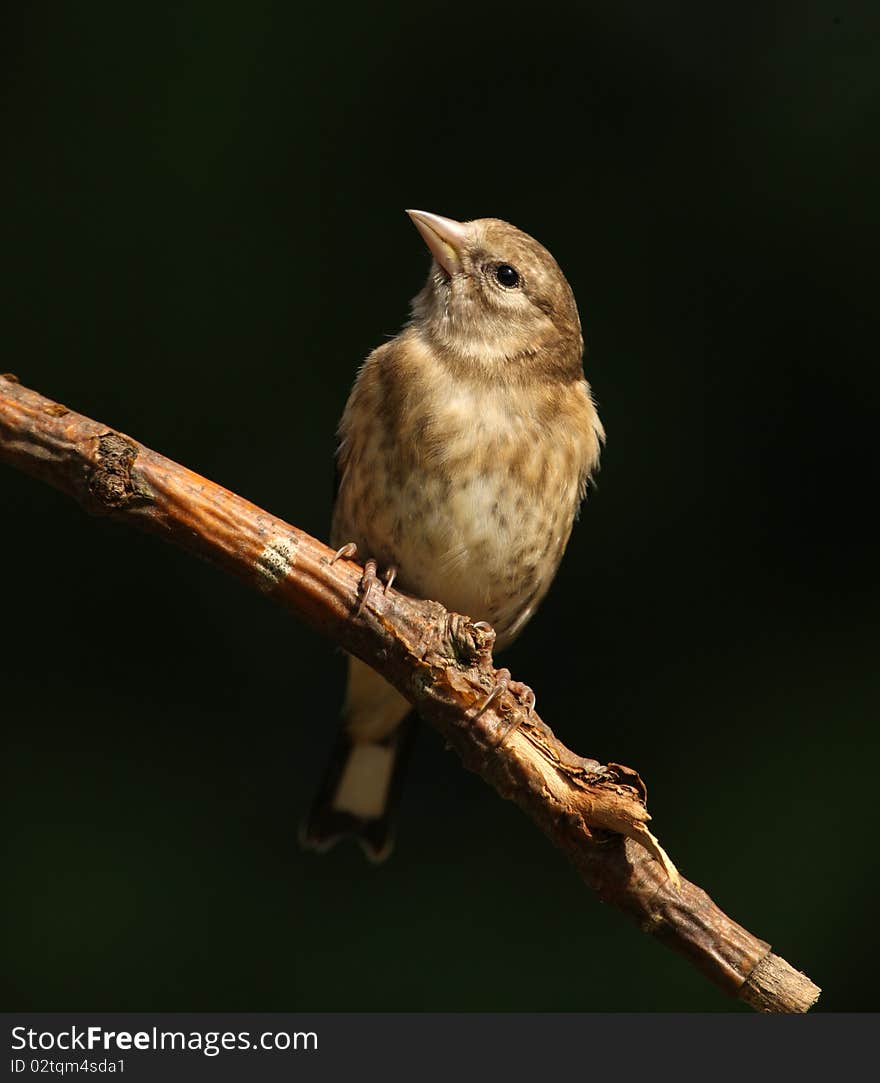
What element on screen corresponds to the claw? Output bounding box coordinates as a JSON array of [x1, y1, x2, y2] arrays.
[[474, 666, 515, 721], [474, 673, 509, 719], [473, 668, 536, 749], [491, 715, 525, 751], [330, 541, 358, 565], [382, 565, 397, 595], [354, 559, 378, 617]]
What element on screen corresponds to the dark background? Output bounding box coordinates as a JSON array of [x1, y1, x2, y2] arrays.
[[2, 1, 878, 1011]]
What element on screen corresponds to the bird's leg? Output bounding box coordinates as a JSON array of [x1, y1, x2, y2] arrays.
[[474, 667, 537, 749]]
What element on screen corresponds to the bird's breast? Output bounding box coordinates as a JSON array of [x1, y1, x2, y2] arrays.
[[334, 373, 589, 648]]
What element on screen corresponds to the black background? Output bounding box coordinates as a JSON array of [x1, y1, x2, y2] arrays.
[[2, 2, 878, 1011]]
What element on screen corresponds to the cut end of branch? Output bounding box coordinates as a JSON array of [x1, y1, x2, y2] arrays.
[[739, 951, 821, 1013]]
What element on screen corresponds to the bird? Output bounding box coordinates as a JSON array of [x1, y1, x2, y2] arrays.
[[300, 209, 605, 861]]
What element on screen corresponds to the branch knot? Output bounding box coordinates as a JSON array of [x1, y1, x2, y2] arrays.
[[88, 432, 143, 511]]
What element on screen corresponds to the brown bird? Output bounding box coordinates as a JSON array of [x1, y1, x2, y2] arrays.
[[301, 210, 604, 860]]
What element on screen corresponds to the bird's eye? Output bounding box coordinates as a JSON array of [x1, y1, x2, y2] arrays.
[[494, 263, 520, 289]]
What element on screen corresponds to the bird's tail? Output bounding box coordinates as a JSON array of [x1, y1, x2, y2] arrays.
[[300, 656, 414, 862], [300, 719, 415, 862]]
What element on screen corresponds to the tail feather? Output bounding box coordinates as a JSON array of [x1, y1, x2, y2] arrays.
[[300, 715, 415, 863]]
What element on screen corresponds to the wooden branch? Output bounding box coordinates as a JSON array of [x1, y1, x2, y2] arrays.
[[0, 373, 820, 1013]]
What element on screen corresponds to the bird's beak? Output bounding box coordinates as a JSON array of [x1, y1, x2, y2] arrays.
[[406, 209, 469, 276]]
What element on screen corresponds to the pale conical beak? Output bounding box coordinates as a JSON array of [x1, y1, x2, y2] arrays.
[[406, 209, 470, 276]]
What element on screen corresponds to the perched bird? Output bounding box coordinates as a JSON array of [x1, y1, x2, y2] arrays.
[[301, 210, 604, 861]]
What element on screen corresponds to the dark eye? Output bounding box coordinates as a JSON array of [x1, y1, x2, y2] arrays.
[[494, 263, 520, 288]]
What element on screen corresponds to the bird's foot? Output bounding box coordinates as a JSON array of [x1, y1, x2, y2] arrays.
[[355, 560, 398, 616], [354, 559, 378, 616], [329, 544, 398, 615], [474, 667, 536, 749]]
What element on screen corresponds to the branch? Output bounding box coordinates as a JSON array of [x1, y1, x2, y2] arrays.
[[0, 373, 820, 1013]]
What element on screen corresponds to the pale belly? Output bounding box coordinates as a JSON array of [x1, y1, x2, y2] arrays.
[[333, 447, 579, 650]]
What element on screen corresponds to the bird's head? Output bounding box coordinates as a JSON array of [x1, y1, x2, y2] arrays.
[[407, 209, 584, 381]]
